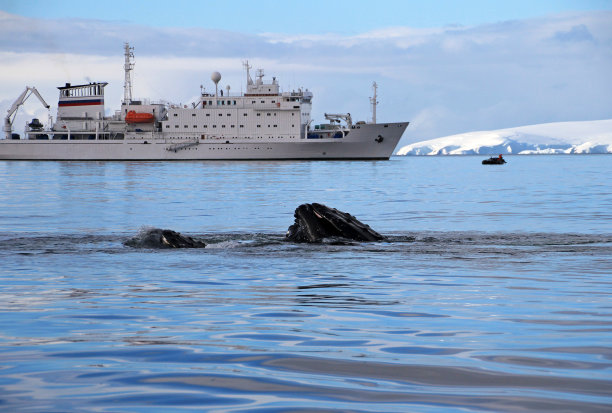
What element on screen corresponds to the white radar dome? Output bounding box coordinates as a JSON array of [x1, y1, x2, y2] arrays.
[[211, 72, 222, 84]]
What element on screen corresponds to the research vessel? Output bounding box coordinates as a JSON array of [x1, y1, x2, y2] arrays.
[[1, 44, 408, 160]]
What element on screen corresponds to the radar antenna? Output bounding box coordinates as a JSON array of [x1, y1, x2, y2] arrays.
[[123, 43, 135, 104], [369, 81, 378, 124], [256, 69, 264, 85], [211, 72, 222, 100]]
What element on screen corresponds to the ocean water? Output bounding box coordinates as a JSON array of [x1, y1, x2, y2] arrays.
[[0, 155, 611, 412]]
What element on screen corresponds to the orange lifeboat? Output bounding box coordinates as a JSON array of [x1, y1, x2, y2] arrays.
[[125, 111, 155, 124]]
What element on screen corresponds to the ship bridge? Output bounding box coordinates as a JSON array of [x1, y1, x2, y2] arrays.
[[244, 64, 280, 96], [57, 82, 107, 120]]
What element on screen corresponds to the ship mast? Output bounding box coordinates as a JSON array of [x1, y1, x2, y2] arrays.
[[123, 42, 134, 104], [243, 60, 253, 86], [369, 81, 378, 124]]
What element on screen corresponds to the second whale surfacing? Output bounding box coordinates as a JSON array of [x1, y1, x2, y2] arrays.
[[124, 228, 207, 249], [286, 203, 384, 243]]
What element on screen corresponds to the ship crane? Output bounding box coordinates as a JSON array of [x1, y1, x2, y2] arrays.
[[324, 113, 352, 128], [4, 86, 51, 139]]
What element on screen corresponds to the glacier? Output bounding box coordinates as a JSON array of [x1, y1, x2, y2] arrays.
[[397, 119, 612, 156]]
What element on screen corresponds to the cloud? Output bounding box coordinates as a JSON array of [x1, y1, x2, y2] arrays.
[[1, 11, 611, 143], [552, 24, 595, 43]]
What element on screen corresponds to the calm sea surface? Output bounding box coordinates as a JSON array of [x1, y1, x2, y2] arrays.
[[1, 155, 611, 412]]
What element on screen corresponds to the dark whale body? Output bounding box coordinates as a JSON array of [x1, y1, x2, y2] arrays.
[[124, 204, 382, 247], [124, 228, 206, 248], [286, 203, 384, 243]]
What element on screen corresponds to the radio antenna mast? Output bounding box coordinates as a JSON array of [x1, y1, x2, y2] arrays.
[[123, 43, 134, 104], [369, 81, 378, 124]]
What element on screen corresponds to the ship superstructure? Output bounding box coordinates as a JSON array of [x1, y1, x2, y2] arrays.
[[1, 44, 408, 160]]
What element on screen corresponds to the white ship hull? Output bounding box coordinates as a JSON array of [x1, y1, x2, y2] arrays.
[[0, 123, 407, 161]]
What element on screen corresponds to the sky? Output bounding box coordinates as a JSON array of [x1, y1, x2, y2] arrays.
[[3, 0, 611, 33], [1, 0, 611, 143]]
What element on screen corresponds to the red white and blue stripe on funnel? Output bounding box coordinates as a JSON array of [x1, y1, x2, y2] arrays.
[[59, 99, 104, 107]]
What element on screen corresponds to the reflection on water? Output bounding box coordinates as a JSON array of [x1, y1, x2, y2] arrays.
[[0, 156, 611, 411]]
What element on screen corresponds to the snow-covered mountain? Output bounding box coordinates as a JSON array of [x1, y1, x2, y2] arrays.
[[397, 120, 612, 155]]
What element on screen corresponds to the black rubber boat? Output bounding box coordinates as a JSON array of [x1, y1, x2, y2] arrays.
[[482, 155, 506, 165]]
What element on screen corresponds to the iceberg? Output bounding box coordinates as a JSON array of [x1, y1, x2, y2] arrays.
[[397, 119, 612, 155]]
